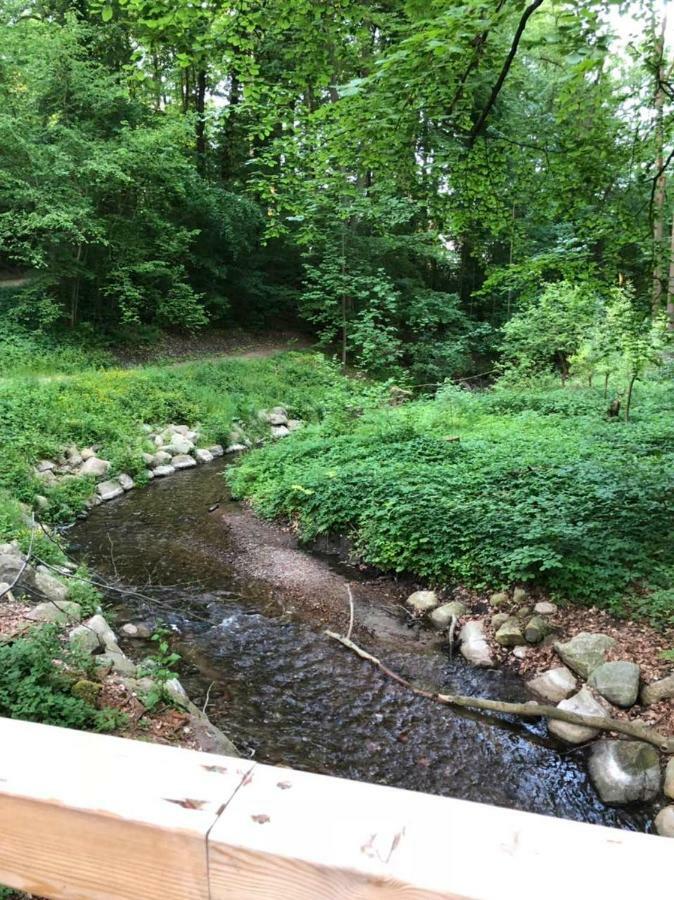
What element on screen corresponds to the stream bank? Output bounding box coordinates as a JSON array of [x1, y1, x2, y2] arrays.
[[68, 456, 662, 833]]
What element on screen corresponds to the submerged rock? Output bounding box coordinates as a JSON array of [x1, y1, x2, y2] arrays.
[[494, 617, 525, 647], [641, 674, 674, 706], [588, 740, 661, 805], [406, 590, 439, 614], [554, 632, 616, 678], [429, 601, 465, 629], [548, 686, 610, 744], [588, 661, 640, 708], [655, 806, 674, 837], [527, 666, 577, 703], [459, 620, 494, 667]]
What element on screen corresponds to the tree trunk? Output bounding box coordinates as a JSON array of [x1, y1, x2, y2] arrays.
[[195, 69, 207, 164], [652, 16, 667, 315], [603, 371, 609, 399], [625, 372, 637, 421], [667, 208, 674, 329]]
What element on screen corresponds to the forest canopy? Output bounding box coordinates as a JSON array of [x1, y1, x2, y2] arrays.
[[0, 0, 673, 381]]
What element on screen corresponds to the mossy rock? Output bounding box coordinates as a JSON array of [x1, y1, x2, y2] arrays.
[[71, 679, 102, 705]]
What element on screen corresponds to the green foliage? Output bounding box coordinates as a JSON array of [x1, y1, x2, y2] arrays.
[[229, 377, 674, 625], [0, 625, 119, 730], [138, 626, 182, 710]]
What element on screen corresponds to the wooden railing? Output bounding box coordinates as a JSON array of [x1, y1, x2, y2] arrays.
[[0, 717, 669, 899]]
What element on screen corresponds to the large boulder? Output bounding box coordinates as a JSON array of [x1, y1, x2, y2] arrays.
[[429, 601, 466, 629], [588, 661, 640, 708], [96, 651, 137, 677], [118, 473, 135, 491], [641, 674, 674, 706], [554, 632, 616, 678], [69, 623, 103, 655], [268, 407, 288, 426], [494, 617, 525, 647], [97, 480, 124, 502], [548, 686, 610, 744], [82, 614, 121, 654], [26, 600, 82, 624], [34, 568, 69, 604], [459, 620, 494, 668], [79, 457, 110, 478], [153, 464, 175, 478], [588, 741, 661, 805], [271, 425, 290, 439], [527, 666, 578, 703], [167, 434, 194, 455], [406, 590, 439, 614], [209, 445, 224, 458], [172, 454, 197, 470], [194, 448, 214, 464], [655, 806, 674, 837]]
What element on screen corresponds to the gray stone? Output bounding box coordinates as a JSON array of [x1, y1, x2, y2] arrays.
[[554, 632, 616, 678], [271, 425, 290, 439], [26, 600, 81, 624], [36, 459, 56, 473], [406, 590, 439, 614], [69, 623, 102, 655], [429, 601, 466, 629], [172, 454, 197, 470], [209, 444, 224, 457], [548, 686, 610, 744], [80, 447, 96, 460], [142, 452, 156, 466], [153, 465, 175, 477], [588, 661, 640, 708], [527, 666, 578, 703], [173, 425, 190, 436], [524, 615, 549, 644], [588, 740, 661, 805], [641, 674, 674, 706], [512, 587, 528, 605], [154, 450, 172, 465], [37, 469, 58, 486], [194, 448, 214, 464], [96, 651, 137, 677], [225, 443, 247, 453], [144, 469, 154, 480], [168, 434, 194, 454], [489, 592, 509, 607], [459, 620, 494, 667], [512, 646, 529, 660], [0, 551, 28, 587], [268, 407, 288, 426], [34, 494, 49, 510], [491, 612, 510, 629], [121, 621, 153, 639], [665, 758, 674, 799], [34, 569, 69, 604], [79, 457, 110, 478], [118, 473, 135, 491], [495, 618, 525, 647], [287, 419, 303, 432], [534, 601, 557, 616], [83, 614, 121, 654], [655, 806, 674, 837], [0, 581, 15, 603], [97, 479, 124, 501]]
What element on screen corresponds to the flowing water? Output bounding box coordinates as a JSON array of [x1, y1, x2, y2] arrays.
[[68, 460, 655, 832]]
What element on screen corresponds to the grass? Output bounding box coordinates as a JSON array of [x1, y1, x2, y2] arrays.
[[228, 377, 674, 628]]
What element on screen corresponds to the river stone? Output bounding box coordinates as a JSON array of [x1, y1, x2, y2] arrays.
[[655, 805, 674, 837], [97, 479, 124, 501], [528, 667, 578, 703], [226, 443, 247, 453], [168, 434, 194, 454], [512, 646, 529, 660], [142, 452, 155, 466], [69, 623, 103, 655], [429, 601, 466, 629], [194, 448, 214, 464], [118, 473, 135, 491], [209, 444, 224, 457], [588, 740, 661, 805], [154, 450, 172, 465], [0, 582, 15, 603], [534, 601, 557, 616], [588, 661, 640, 708], [34, 569, 68, 604], [172, 454, 197, 470], [641, 674, 674, 706], [80, 447, 95, 460], [96, 651, 137, 677], [548, 686, 610, 744], [512, 587, 528, 605], [495, 617, 525, 647], [406, 590, 439, 614], [524, 615, 549, 644], [79, 456, 110, 478], [491, 612, 510, 629], [489, 592, 509, 607], [268, 407, 288, 426], [271, 425, 290, 439], [26, 600, 81, 624], [459, 620, 494, 667], [83, 614, 121, 654], [36, 459, 55, 473], [554, 632, 616, 678], [121, 621, 153, 639], [144, 469, 154, 480], [0, 551, 28, 586], [173, 425, 190, 436], [153, 464, 175, 477], [288, 419, 303, 432], [665, 758, 674, 799]]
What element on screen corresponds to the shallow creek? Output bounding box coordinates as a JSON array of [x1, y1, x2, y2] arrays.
[[68, 459, 654, 832]]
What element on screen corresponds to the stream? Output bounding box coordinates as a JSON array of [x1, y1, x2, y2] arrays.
[[68, 459, 654, 833]]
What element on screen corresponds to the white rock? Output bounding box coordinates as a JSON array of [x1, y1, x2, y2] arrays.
[[194, 448, 214, 464], [406, 590, 439, 613], [172, 454, 197, 470], [80, 447, 96, 460], [209, 444, 224, 457], [34, 569, 69, 604], [83, 614, 121, 654], [118, 473, 135, 491], [168, 435, 194, 454], [154, 450, 172, 465], [665, 758, 674, 799], [225, 443, 247, 453], [26, 600, 81, 624], [512, 646, 529, 660], [655, 806, 674, 837], [527, 666, 578, 703], [153, 465, 175, 477], [142, 452, 156, 466], [144, 469, 155, 480], [271, 425, 290, 439], [36, 460, 56, 473], [268, 407, 288, 426], [548, 687, 610, 744], [173, 425, 190, 436], [97, 480, 124, 501], [459, 620, 494, 667], [534, 601, 557, 616], [80, 457, 110, 478]]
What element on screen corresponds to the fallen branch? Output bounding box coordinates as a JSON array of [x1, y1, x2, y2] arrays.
[[345, 585, 355, 641], [325, 631, 674, 754]]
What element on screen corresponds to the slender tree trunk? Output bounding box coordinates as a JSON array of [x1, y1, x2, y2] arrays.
[[667, 208, 674, 329], [603, 371, 609, 399], [195, 69, 207, 165], [652, 16, 667, 315], [70, 243, 83, 328], [625, 373, 637, 421]]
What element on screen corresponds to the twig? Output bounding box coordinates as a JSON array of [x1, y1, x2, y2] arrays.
[[345, 584, 354, 641], [325, 631, 674, 754], [202, 680, 215, 715]]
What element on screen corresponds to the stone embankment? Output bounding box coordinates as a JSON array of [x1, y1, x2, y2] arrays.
[[405, 587, 674, 833]]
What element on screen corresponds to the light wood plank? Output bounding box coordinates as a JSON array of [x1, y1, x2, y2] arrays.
[[208, 761, 671, 900], [0, 718, 248, 900]]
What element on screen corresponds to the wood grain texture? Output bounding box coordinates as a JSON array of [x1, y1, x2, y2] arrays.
[[0, 718, 248, 899]]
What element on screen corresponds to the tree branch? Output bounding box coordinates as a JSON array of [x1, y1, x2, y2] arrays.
[[468, 0, 545, 147]]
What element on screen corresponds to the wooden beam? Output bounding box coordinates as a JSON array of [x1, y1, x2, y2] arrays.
[[0, 717, 671, 900]]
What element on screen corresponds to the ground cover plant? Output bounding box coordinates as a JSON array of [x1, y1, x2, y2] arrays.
[[229, 377, 674, 628]]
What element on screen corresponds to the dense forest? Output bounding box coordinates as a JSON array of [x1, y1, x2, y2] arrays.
[[1, 0, 673, 382]]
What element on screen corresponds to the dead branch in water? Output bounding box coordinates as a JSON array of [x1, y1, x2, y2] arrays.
[[345, 585, 354, 641], [325, 631, 674, 754]]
